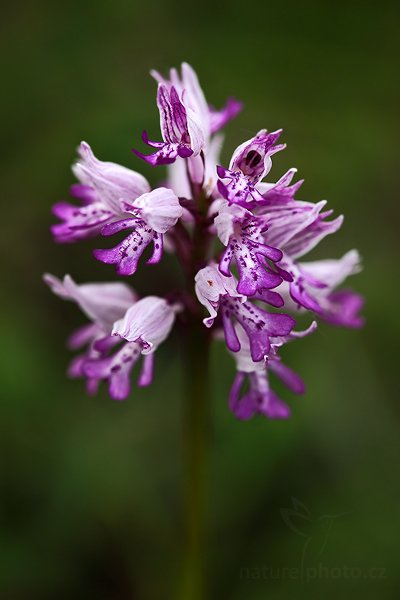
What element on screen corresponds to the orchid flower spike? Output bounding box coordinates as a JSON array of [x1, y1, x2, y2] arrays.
[[46, 61, 363, 417]]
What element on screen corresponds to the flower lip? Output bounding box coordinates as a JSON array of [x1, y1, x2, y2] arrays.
[[132, 130, 193, 167], [214, 200, 287, 296]]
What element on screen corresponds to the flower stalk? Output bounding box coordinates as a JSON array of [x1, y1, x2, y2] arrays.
[[181, 317, 210, 600]]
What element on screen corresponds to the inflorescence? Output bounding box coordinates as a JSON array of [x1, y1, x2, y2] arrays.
[[45, 62, 363, 420]]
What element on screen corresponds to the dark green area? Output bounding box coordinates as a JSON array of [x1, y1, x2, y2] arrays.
[[1, 1, 399, 598]]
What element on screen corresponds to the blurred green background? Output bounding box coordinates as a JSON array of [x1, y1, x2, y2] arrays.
[[1, 1, 399, 598]]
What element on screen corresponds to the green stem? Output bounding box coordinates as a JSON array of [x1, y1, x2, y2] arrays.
[[180, 318, 210, 600], [179, 163, 212, 599]]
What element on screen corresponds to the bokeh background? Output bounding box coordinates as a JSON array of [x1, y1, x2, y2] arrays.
[[1, 1, 399, 598]]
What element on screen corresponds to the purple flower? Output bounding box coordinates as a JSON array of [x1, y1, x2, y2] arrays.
[[152, 63, 242, 138], [217, 129, 285, 205], [213, 200, 289, 295], [52, 142, 150, 243], [134, 63, 242, 167], [44, 274, 180, 400], [83, 296, 181, 399], [258, 192, 363, 323], [287, 250, 364, 327], [132, 76, 206, 166], [132, 94, 198, 166], [195, 264, 295, 362], [229, 322, 316, 420], [44, 274, 137, 397], [93, 187, 183, 275], [252, 192, 342, 310]]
